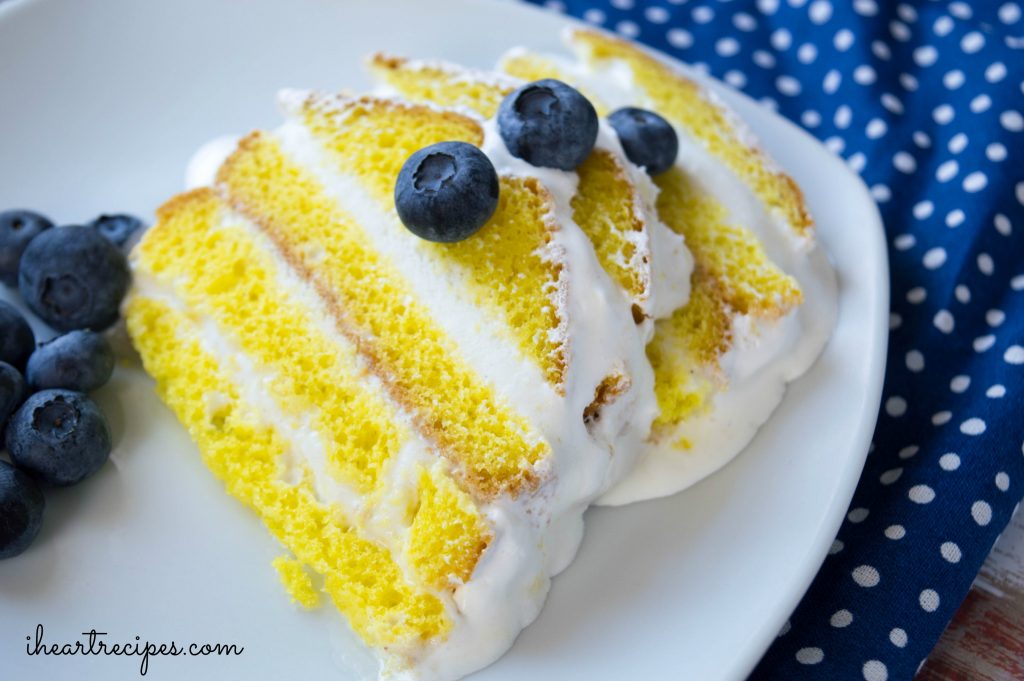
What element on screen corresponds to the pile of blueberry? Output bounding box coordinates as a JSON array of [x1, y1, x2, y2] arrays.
[[0, 210, 141, 559], [394, 79, 679, 243]]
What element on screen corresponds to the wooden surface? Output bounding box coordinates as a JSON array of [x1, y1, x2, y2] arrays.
[[918, 507, 1024, 681]]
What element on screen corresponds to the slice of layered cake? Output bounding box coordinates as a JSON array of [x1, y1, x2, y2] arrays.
[[125, 26, 835, 681], [126, 56, 693, 680]]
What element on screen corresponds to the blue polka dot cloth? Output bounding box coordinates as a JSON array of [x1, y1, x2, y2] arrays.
[[522, 0, 1024, 678]]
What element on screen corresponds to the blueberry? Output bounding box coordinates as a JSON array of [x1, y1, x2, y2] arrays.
[[89, 213, 146, 250], [5, 389, 111, 486], [0, 210, 54, 287], [0, 460, 45, 559], [0, 300, 35, 369], [0, 361, 26, 426], [26, 330, 115, 392], [607, 107, 679, 176], [497, 79, 598, 171], [18, 225, 131, 332], [395, 141, 500, 242]]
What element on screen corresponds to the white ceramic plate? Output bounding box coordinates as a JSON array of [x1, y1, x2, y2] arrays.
[[0, 1, 889, 679]]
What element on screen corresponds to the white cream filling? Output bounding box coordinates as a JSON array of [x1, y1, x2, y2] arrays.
[[184, 134, 238, 189]]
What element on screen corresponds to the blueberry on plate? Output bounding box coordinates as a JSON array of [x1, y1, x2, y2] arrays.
[[0, 300, 35, 369], [607, 107, 679, 176], [26, 330, 115, 392], [0, 460, 45, 559], [0, 210, 54, 287], [89, 213, 146, 250], [395, 141, 500, 243], [0, 361, 26, 426], [5, 389, 112, 486], [18, 225, 131, 332], [497, 79, 598, 171]]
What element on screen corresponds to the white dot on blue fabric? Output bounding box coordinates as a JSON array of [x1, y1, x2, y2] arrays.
[[934, 15, 954, 37], [950, 2, 973, 20], [940, 542, 962, 563], [961, 418, 987, 435], [913, 201, 932, 219], [643, 5, 669, 24], [863, 660, 888, 681], [936, 159, 958, 182], [666, 28, 693, 49], [616, 20, 640, 38], [796, 647, 824, 665], [716, 37, 742, 57], [971, 94, 993, 113], [771, 28, 793, 51], [885, 524, 906, 540], [933, 104, 955, 125], [831, 609, 854, 628], [973, 335, 996, 353], [949, 376, 969, 393], [939, 453, 961, 470], [1004, 345, 1024, 364], [853, 0, 877, 16], [853, 565, 880, 587], [987, 384, 1007, 399], [885, 396, 907, 417], [880, 467, 904, 485], [919, 589, 940, 612], [909, 485, 936, 504], [733, 12, 758, 31], [971, 501, 993, 526], [848, 508, 870, 523], [933, 309, 954, 333], [986, 62, 1008, 83]]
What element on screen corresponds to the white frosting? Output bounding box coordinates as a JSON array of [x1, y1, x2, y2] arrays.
[[184, 134, 238, 189]]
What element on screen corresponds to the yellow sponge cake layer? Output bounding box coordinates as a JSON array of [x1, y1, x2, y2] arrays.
[[364, 61, 663, 322], [369, 54, 513, 119], [572, 149, 648, 321], [289, 94, 568, 387], [646, 274, 727, 430], [568, 28, 813, 237], [125, 294, 450, 650], [407, 464, 492, 591], [216, 133, 549, 499], [654, 168, 802, 320], [134, 189, 405, 494]]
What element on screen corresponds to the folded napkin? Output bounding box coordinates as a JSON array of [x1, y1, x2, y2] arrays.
[[523, 0, 1024, 678]]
